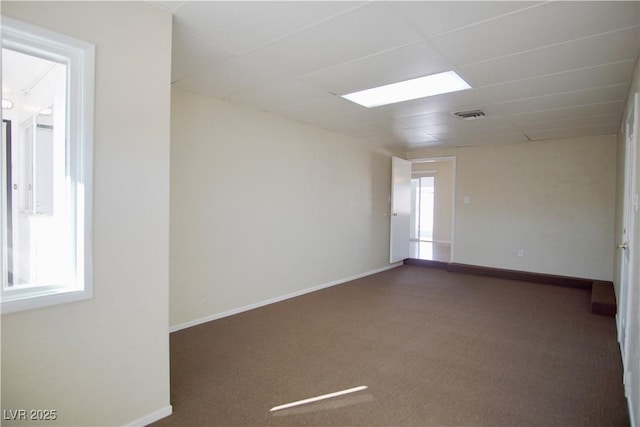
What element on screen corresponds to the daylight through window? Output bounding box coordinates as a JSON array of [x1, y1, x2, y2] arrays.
[[1, 17, 94, 314]]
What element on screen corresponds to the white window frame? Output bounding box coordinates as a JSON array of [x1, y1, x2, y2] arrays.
[[1, 16, 94, 314]]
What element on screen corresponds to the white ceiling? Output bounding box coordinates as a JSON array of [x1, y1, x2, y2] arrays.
[[151, 1, 640, 150], [2, 48, 58, 105]]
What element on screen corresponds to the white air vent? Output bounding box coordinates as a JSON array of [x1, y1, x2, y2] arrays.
[[452, 109, 485, 120]]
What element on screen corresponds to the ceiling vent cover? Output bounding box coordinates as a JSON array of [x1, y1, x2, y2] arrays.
[[453, 109, 485, 120]]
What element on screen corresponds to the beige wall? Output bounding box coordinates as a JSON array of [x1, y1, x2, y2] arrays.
[[408, 135, 617, 281], [170, 87, 395, 328], [1, 2, 172, 426]]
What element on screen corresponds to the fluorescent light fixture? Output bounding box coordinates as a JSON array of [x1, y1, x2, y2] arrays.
[[342, 71, 471, 108]]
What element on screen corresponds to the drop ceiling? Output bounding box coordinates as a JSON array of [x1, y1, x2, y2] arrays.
[[152, 1, 640, 150]]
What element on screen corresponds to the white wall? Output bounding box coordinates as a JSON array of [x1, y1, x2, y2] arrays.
[[170, 87, 395, 328], [1, 2, 172, 426], [408, 135, 617, 281]]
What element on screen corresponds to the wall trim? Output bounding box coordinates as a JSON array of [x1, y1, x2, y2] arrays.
[[447, 263, 594, 289], [124, 405, 172, 427], [169, 262, 403, 333], [404, 258, 449, 270]]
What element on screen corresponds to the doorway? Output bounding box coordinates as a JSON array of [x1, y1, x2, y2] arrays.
[[409, 157, 455, 262]]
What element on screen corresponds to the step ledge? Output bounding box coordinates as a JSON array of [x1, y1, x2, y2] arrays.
[[446, 262, 593, 289]]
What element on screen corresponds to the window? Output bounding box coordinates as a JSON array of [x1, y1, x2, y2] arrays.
[[1, 17, 94, 314]]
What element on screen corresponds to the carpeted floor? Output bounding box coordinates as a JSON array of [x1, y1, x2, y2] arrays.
[[153, 265, 629, 426]]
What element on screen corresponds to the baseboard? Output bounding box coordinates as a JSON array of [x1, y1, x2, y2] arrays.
[[404, 258, 448, 270], [447, 263, 593, 289], [169, 262, 403, 333], [124, 405, 172, 427]]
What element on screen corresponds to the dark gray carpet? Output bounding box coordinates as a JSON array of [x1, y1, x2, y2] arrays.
[[154, 265, 629, 426]]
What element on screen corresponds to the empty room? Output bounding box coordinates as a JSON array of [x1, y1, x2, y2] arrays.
[[1, 1, 639, 426]]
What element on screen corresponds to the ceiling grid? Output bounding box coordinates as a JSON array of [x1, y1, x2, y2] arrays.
[[150, 0, 640, 149]]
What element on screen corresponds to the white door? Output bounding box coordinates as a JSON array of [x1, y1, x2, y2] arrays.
[[390, 157, 411, 263], [619, 93, 638, 357], [619, 94, 640, 418]]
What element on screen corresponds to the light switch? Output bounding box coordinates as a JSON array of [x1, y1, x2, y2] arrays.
[[463, 196, 470, 204]]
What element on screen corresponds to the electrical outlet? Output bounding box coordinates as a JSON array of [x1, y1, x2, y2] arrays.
[[517, 248, 524, 257]]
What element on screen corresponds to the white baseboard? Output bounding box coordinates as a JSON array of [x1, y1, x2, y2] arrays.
[[169, 262, 403, 333], [125, 405, 172, 427]]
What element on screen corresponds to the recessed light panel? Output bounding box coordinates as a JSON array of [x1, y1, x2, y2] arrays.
[[342, 71, 471, 108]]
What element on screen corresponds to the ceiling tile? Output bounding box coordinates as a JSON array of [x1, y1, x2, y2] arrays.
[[276, 94, 365, 126], [352, 127, 440, 147], [496, 84, 629, 116], [419, 116, 516, 136], [173, 1, 365, 55], [228, 80, 330, 113], [375, 88, 501, 120], [300, 41, 454, 95], [235, 2, 423, 79], [525, 124, 619, 141], [393, 112, 458, 129], [509, 101, 625, 124], [471, 61, 636, 104], [518, 114, 621, 132], [391, 1, 541, 38], [448, 132, 530, 147], [431, 1, 639, 66], [426, 122, 521, 139], [460, 26, 639, 87], [166, 1, 639, 150], [395, 105, 505, 130]]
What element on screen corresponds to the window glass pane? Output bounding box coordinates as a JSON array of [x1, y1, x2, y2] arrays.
[[2, 47, 73, 288]]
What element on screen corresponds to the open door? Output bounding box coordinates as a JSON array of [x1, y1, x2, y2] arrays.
[[619, 93, 638, 358], [390, 157, 411, 263], [619, 92, 639, 421]]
